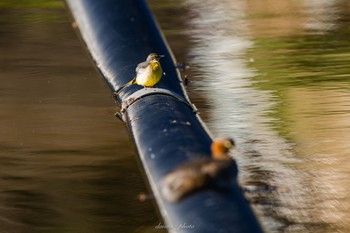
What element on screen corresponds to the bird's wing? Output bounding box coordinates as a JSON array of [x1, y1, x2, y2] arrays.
[[161, 159, 211, 202], [135, 60, 149, 73], [201, 159, 238, 186]]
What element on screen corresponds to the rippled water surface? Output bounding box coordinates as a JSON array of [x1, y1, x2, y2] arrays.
[[1, 0, 350, 233], [149, 0, 350, 232], [0, 1, 162, 233]]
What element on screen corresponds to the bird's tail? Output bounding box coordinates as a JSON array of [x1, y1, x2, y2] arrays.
[[161, 173, 202, 202], [114, 77, 136, 95]]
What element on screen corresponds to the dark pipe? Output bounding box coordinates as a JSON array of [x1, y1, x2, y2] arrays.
[[66, 0, 263, 232]]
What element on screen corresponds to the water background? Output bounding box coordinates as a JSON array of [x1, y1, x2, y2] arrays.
[[0, 0, 350, 232], [149, 1, 350, 232]]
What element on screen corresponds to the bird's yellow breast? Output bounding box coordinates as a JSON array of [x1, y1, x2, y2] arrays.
[[136, 61, 162, 87], [151, 61, 159, 71]]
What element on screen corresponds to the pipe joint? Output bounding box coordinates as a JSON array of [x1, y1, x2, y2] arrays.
[[114, 88, 198, 122]]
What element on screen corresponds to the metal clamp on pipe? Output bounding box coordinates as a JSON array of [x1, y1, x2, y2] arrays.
[[114, 88, 198, 122]]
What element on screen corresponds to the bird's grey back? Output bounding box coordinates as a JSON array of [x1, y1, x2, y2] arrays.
[[135, 60, 150, 73]]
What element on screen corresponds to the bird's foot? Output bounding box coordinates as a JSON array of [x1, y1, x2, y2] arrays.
[[112, 92, 119, 100], [143, 86, 156, 90]]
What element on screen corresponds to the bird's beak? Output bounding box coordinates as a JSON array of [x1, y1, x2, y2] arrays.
[[159, 55, 165, 58]]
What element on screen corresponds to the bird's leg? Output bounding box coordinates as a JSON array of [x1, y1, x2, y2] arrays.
[[176, 62, 191, 86], [112, 92, 118, 101]]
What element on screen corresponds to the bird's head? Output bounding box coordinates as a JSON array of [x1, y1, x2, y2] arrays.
[[210, 138, 236, 160], [147, 53, 165, 62]]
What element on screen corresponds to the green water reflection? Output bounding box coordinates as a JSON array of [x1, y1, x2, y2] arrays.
[[151, 0, 350, 232], [0, 0, 63, 8]]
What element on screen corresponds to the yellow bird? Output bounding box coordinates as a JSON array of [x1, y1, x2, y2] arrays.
[[161, 138, 237, 202], [115, 53, 164, 95]]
